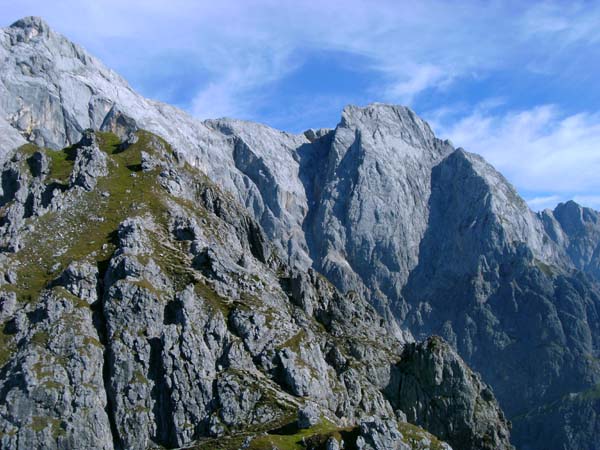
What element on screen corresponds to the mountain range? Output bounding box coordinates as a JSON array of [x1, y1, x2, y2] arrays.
[[1, 16, 600, 450]]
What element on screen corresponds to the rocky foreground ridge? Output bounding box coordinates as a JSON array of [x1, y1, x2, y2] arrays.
[[1, 16, 600, 450], [0, 129, 511, 449]]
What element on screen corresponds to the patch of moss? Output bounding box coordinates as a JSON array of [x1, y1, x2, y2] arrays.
[[51, 286, 90, 309], [277, 331, 305, 353], [41, 380, 63, 390], [30, 331, 50, 347], [46, 145, 76, 184], [82, 335, 102, 348], [575, 383, 600, 401], [130, 279, 164, 297], [95, 132, 121, 154], [397, 422, 447, 450], [193, 419, 344, 450], [30, 416, 47, 432], [30, 416, 64, 438], [132, 370, 148, 384], [193, 281, 232, 316], [250, 420, 351, 450], [534, 259, 555, 277], [16, 143, 39, 157]]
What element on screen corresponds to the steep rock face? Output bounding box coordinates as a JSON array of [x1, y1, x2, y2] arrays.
[[0, 131, 512, 450], [0, 287, 112, 449], [395, 337, 512, 450], [402, 150, 600, 447], [511, 387, 600, 450], [204, 118, 313, 269], [304, 105, 454, 317]]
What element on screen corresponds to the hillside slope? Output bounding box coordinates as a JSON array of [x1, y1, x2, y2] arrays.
[[0, 129, 512, 449]]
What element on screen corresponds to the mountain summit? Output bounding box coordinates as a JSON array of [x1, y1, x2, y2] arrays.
[[1, 16, 600, 450]]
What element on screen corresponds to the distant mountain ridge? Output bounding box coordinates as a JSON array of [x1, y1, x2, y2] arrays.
[[2, 16, 600, 450]]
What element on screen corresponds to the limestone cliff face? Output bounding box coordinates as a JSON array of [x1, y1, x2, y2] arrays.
[[302, 105, 454, 317], [2, 16, 600, 450], [401, 149, 600, 445]]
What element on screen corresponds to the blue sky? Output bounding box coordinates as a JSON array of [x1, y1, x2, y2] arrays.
[[2, 0, 600, 210]]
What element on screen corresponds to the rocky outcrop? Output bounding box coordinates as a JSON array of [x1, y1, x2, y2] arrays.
[[541, 200, 600, 279], [0, 287, 112, 450], [356, 417, 453, 450], [394, 337, 512, 450], [68, 131, 108, 191]]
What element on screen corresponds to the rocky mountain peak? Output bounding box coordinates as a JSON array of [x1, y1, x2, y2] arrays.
[[339, 103, 441, 152], [8, 16, 50, 41], [553, 199, 600, 233], [540, 199, 600, 279]]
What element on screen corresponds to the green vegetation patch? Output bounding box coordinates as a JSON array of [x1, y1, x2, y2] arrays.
[[397, 422, 448, 450], [30, 416, 65, 438], [277, 330, 306, 353], [193, 419, 346, 450], [46, 145, 76, 183], [0, 128, 246, 371], [8, 131, 165, 305]]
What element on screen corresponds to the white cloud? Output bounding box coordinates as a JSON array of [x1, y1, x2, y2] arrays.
[[520, 2, 600, 45], [526, 195, 563, 211], [5, 0, 600, 119], [383, 64, 447, 103], [429, 103, 600, 211]]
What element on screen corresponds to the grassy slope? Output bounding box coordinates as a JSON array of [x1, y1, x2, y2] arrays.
[[0, 131, 210, 364]]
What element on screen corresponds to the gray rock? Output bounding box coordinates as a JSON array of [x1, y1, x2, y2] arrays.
[[55, 261, 99, 304], [395, 337, 512, 450], [0, 288, 112, 450], [0, 291, 16, 320], [116, 216, 153, 255], [297, 403, 321, 429], [69, 131, 108, 190], [326, 436, 341, 450], [356, 417, 408, 450], [541, 200, 600, 279]]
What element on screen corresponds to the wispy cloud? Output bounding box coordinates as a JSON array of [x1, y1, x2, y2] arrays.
[[526, 195, 563, 211], [5, 0, 600, 119], [573, 195, 600, 211], [429, 103, 600, 211], [520, 2, 600, 45]]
